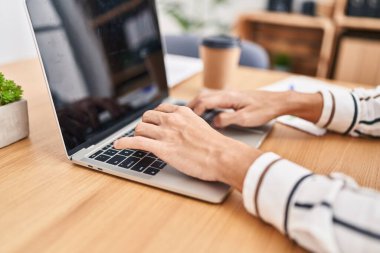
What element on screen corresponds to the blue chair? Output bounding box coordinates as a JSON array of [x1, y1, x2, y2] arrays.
[[164, 35, 270, 69]]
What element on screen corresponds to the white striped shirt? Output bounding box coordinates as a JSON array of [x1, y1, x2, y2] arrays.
[[243, 86, 380, 253]]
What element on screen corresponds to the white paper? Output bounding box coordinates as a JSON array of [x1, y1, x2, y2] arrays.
[[165, 54, 203, 88], [261, 75, 349, 93]]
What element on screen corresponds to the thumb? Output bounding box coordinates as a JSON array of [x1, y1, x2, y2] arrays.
[[213, 111, 247, 128]]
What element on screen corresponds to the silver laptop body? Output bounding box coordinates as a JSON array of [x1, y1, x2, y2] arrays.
[[25, 0, 271, 203]]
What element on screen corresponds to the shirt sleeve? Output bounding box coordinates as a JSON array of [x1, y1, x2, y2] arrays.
[[315, 86, 380, 138], [243, 152, 380, 253]]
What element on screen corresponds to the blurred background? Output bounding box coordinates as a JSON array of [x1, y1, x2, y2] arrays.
[[0, 0, 265, 65], [1, 0, 379, 85]]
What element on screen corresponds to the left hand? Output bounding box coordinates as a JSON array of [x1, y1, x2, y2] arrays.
[[113, 104, 261, 191]]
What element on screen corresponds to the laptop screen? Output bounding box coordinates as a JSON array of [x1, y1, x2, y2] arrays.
[[26, 0, 169, 156]]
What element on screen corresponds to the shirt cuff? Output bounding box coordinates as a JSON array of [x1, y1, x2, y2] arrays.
[[316, 89, 360, 134], [316, 89, 333, 127], [243, 152, 311, 233]]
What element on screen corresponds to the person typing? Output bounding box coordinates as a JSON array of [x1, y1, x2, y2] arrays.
[[114, 86, 380, 253]]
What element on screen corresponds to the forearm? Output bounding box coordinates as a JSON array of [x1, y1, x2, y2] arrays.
[[217, 91, 324, 192], [217, 142, 262, 192], [278, 87, 380, 137], [277, 91, 323, 124], [242, 152, 380, 253]]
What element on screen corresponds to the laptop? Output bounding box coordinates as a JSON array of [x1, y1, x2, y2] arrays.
[[25, 0, 272, 203]]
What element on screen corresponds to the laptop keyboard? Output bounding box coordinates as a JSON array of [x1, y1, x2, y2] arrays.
[[88, 129, 165, 177], [87, 109, 220, 177]]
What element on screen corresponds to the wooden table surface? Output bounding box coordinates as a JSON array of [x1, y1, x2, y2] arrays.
[[0, 59, 379, 253]]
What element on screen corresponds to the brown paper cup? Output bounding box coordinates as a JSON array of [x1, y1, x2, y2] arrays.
[[200, 35, 241, 90]]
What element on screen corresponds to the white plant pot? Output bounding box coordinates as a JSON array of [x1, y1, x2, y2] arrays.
[[0, 99, 29, 148]]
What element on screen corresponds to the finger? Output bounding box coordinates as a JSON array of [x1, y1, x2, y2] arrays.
[[142, 110, 163, 125], [192, 95, 235, 116], [134, 122, 161, 140], [187, 98, 198, 110], [187, 90, 217, 108], [113, 136, 159, 154], [213, 111, 247, 128], [155, 103, 179, 113]]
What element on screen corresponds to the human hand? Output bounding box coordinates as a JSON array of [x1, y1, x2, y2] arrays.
[[188, 90, 323, 128], [114, 104, 262, 191]]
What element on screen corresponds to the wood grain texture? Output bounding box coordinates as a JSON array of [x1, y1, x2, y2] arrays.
[[334, 37, 380, 85], [0, 59, 379, 253]]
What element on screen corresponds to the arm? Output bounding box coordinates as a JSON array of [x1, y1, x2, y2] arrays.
[[189, 86, 380, 138], [186, 87, 380, 251], [113, 104, 380, 252], [313, 87, 380, 138], [243, 153, 380, 253], [113, 86, 380, 252]]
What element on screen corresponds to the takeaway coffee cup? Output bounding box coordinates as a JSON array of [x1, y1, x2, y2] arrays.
[[200, 35, 241, 90]]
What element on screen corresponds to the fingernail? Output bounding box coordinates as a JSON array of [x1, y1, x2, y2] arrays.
[[113, 140, 119, 148]]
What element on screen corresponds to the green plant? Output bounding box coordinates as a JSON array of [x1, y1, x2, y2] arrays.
[[0, 72, 23, 106], [163, 2, 205, 32], [274, 53, 292, 67], [272, 53, 293, 72], [159, 0, 230, 34]]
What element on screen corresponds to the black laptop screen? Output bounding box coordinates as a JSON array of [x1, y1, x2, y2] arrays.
[[26, 0, 168, 155]]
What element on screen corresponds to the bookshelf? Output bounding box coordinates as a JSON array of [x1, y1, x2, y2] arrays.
[[335, 15, 380, 31], [235, 12, 335, 78], [332, 0, 380, 85], [334, 0, 380, 31]]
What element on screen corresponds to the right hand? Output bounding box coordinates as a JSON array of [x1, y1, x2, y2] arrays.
[[114, 104, 261, 191], [188, 90, 287, 128]]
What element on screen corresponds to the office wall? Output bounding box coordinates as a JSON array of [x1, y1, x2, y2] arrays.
[[0, 0, 267, 66], [0, 0, 37, 65]]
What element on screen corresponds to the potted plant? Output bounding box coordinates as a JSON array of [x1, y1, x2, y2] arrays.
[[0, 72, 29, 148], [273, 53, 292, 72]]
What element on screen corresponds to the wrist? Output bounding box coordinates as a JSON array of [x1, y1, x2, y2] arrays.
[[218, 140, 263, 192], [281, 91, 323, 124]]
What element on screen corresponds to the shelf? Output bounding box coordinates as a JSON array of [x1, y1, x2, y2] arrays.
[[335, 15, 380, 31], [334, 0, 380, 32], [235, 12, 335, 78], [237, 12, 334, 30], [331, 0, 380, 85], [334, 37, 380, 85]]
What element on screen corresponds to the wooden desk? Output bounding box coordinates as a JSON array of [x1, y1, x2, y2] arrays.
[[0, 59, 379, 253]]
